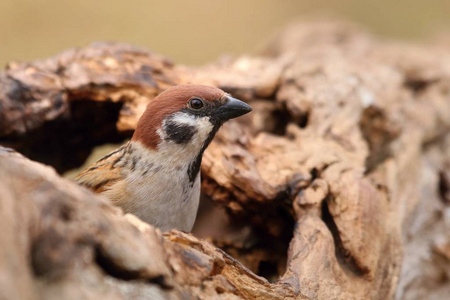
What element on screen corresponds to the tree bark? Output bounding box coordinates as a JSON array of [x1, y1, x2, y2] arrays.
[[1, 21, 450, 299]]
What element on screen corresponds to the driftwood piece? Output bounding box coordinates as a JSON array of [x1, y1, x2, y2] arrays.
[[1, 21, 450, 299]]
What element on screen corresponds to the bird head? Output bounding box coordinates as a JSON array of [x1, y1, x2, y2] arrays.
[[132, 85, 252, 168]]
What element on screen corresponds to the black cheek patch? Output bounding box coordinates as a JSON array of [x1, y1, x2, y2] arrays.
[[164, 121, 197, 144]]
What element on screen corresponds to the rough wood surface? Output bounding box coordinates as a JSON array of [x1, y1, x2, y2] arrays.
[[1, 21, 450, 299]]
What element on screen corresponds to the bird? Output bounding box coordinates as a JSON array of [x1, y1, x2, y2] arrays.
[[76, 85, 252, 232]]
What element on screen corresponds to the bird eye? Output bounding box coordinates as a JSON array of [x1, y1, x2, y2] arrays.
[[188, 98, 204, 110]]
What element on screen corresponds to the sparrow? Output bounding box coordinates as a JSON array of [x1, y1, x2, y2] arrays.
[[76, 85, 252, 232]]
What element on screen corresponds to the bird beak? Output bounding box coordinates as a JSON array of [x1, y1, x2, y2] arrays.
[[214, 96, 252, 121]]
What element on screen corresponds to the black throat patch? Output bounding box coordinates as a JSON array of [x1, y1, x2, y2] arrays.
[[187, 124, 220, 183]]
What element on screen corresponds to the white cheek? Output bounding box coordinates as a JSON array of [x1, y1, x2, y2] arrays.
[[157, 113, 214, 164], [170, 112, 198, 126], [192, 117, 214, 142]]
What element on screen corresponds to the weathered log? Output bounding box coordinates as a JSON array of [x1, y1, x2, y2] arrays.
[[1, 20, 450, 299]]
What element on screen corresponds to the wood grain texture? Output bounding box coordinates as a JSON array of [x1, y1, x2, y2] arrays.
[[1, 20, 450, 299]]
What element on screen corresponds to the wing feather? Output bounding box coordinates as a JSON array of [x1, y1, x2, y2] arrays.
[[75, 144, 128, 193]]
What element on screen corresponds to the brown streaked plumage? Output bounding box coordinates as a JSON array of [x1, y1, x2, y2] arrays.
[[76, 144, 128, 193], [76, 84, 252, 232]]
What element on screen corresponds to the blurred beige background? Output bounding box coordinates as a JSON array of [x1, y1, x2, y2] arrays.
[[1, 0, 450, 67]]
